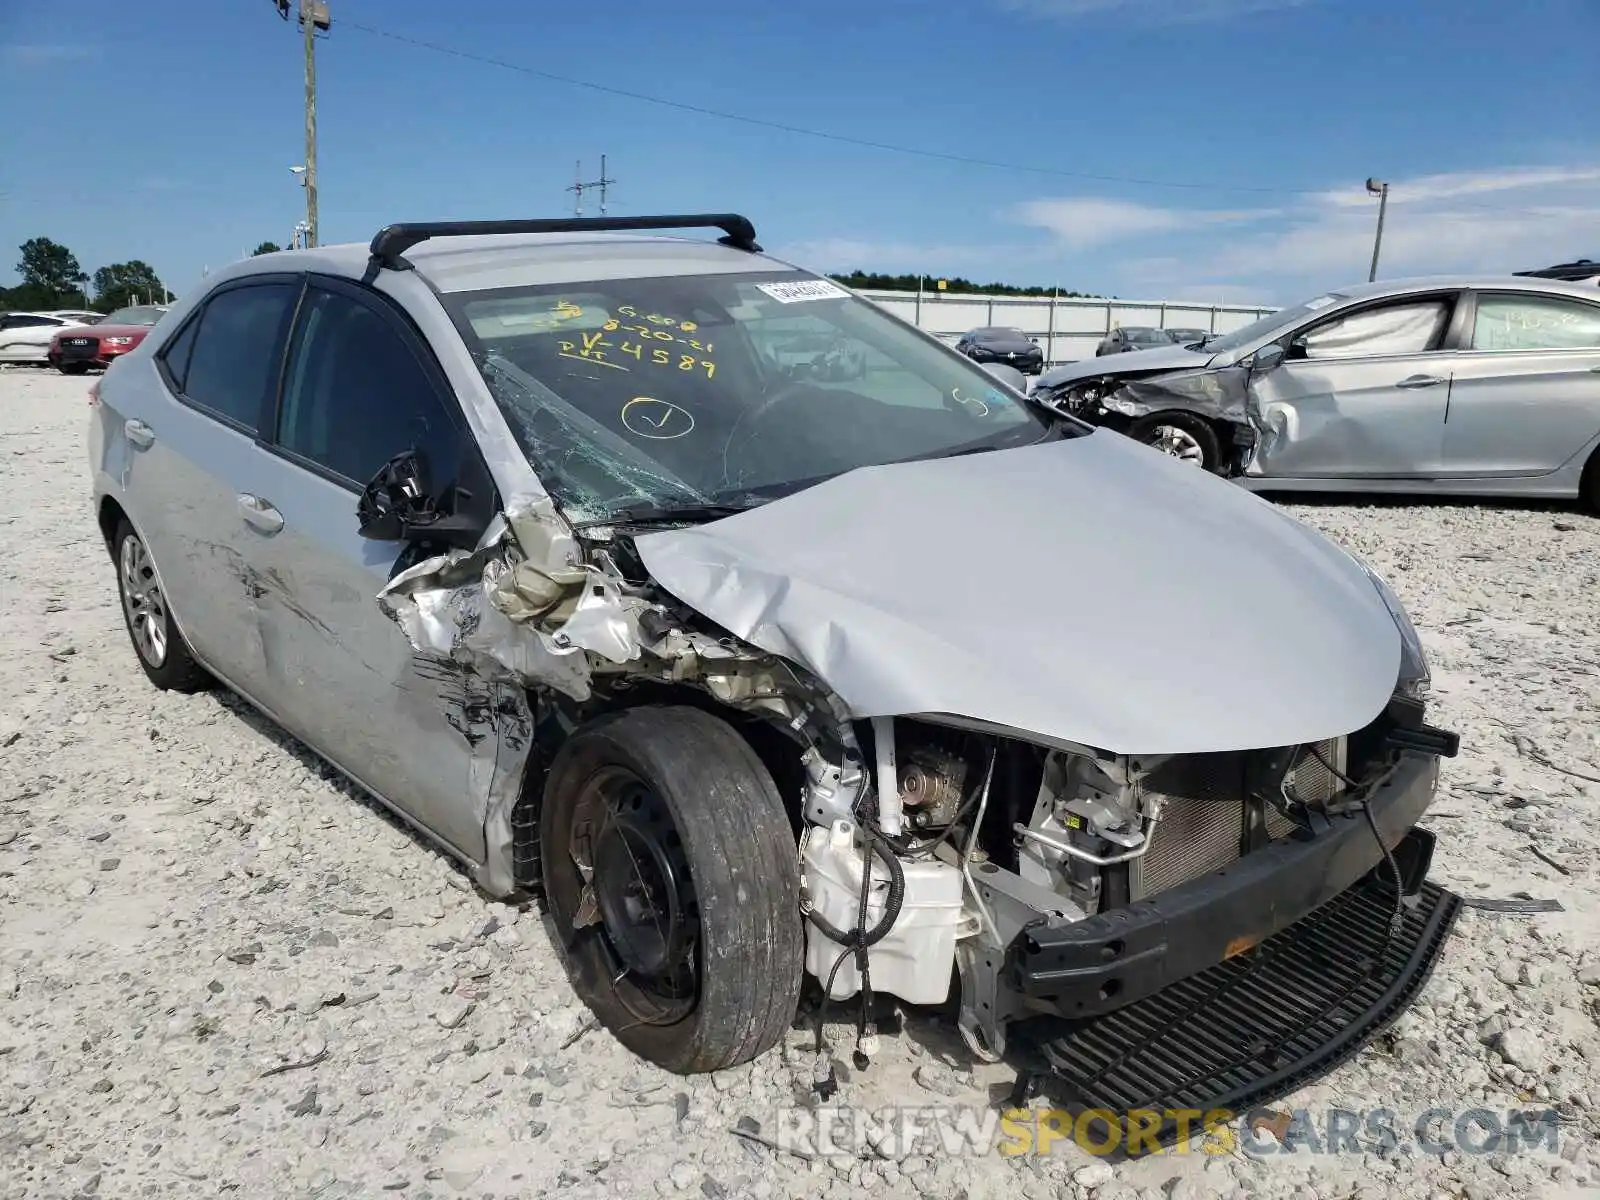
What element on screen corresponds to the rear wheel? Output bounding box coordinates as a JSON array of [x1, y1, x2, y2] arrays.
[[112, 519, 211, 692], [1128, 412, 1222, 472], [539, 706, 803, 1074]]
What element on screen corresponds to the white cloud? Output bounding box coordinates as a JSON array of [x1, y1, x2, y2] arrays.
[[997, 0, 1314, 23], [1314, 165, 1600, 208], [1015, 163, 1600, 301], [1012, 197, 1278, 250]]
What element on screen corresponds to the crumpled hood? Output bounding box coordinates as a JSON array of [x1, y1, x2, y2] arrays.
[[1038, 343, 1215, 389], [633, 431, 1401, 756]]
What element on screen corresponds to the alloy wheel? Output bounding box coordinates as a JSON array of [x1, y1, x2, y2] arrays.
[[1146, 424, 1207, 466], [119, 534, 169, 667]]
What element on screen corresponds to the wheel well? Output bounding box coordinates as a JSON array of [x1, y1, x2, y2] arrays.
[[1128, 409, 1243, 474], [97, 495, 127, 554], [1581, 443, 1600, 512], [509, 684, 813, 892]]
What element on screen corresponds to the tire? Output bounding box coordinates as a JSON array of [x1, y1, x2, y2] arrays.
[[1128, 412, 1222, 472], [59, 362, 89, 376], [539, 705, 803, 1074], [111, 518, 212, 692]]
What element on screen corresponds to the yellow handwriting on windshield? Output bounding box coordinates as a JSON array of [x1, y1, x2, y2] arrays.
[[601, 304, 716, 378], [557, 330, 630, 371]]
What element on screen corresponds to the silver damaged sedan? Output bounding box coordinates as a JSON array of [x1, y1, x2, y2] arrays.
[[1033, 275, 1600, 510], [87, 214, 1461, 1136]]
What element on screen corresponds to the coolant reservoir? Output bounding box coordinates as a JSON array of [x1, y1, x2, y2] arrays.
[[800, 819, 967, 1007]]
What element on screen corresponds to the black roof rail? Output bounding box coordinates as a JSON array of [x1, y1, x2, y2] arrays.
[[366, 213, 761, 273], [1513, 258, 1598, 281]]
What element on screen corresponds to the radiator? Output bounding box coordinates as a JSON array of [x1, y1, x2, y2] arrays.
[[1131, 739, 1344, 899]]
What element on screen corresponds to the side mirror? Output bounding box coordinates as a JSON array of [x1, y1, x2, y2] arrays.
[[357, 448, 484, 551], [1250, 343, 1287, 373]]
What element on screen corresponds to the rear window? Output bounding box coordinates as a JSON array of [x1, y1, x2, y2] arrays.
[[177, 284, 299, 431]]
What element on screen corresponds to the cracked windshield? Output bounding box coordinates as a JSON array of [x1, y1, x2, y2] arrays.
[[446, 271, 1053, 522]]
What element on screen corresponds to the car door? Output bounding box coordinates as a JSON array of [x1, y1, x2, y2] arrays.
[[119, 276, 304, 695], [242, 276, 496, 860], [1437, 290, 1600, 476], [1245, 291, 1461, 478]]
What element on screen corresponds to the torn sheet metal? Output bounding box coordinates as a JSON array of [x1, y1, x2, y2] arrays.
[[634, 434, 1403, 757], [377, 546, 595, 700], [374, 496, 656, 700], [1104, 366, 1250, 424], [475, 683, 535, 897]]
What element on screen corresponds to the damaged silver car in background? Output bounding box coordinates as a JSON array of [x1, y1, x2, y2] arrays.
[[1031, 274, 1600, 511], [88, 214, 1461, 1144]]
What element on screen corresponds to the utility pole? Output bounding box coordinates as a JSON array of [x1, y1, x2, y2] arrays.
[[274, 0, 330, 247], [1365, 177, 1389, 282], [567, 155, 616, 216]]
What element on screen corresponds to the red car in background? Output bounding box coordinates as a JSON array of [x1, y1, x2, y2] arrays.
[[49, 304, 169, 374]]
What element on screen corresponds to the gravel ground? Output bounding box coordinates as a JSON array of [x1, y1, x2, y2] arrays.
[[3, 367, 1599, 1200]]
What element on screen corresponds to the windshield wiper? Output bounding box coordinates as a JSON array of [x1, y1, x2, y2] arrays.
[[572, 502, 757, 530]]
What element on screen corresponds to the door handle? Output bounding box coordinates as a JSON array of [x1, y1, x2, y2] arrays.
[[1395, 374, 1445, 389], [237, 494, 284, 534], [124, 419, 155, 448]]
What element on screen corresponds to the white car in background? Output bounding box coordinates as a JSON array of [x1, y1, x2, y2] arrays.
[[0, 310, 103, 365]]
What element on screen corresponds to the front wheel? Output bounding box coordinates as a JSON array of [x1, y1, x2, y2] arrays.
[[1128, 412, 1222, 472], [539, 706, 803, 1074]]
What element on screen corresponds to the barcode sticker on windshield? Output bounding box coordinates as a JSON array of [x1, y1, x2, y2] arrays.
[[757, 279, 849, 304]]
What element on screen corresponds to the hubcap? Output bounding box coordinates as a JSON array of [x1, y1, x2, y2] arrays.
[[570, 769, 699, 1024], [118, 534, 168, 667], [1146, 424, 1206, 466]]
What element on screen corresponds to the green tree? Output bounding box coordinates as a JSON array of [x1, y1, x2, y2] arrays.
[[826, 270, 1099, 299], [11, 237, 90, 309], [252, 241, 283, 256], [92, 261, 167, 312]]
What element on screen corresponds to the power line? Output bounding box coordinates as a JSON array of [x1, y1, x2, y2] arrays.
[[342, 19, 1309, 197], [339, 18, 1580, 217]]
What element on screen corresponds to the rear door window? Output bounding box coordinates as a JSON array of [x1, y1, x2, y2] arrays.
[[1471, 293, 1600, 352], [179, 283, 301, 432]]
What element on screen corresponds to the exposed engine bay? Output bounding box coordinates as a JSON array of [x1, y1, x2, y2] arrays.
[[372, 446, 1458, 1109]]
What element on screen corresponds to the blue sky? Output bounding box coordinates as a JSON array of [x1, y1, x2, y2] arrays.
[[2, 0, 1595, 306]]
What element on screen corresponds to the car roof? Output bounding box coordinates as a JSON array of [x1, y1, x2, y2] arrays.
[[1306, 274, 1600, 305], [224, 231, 806, 294]]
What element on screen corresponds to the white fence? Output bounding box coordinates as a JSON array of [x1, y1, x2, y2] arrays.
[[857, 288, 1276, 365]]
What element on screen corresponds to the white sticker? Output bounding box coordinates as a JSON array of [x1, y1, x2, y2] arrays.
[[1302, 294, 1339, 311], [757, 279, 849, 304]]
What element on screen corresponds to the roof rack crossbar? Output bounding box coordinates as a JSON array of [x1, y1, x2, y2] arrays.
[[367, 213, 761, 271]]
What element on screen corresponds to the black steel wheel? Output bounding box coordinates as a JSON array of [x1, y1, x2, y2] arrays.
[[539, 706, 803, 1073]]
